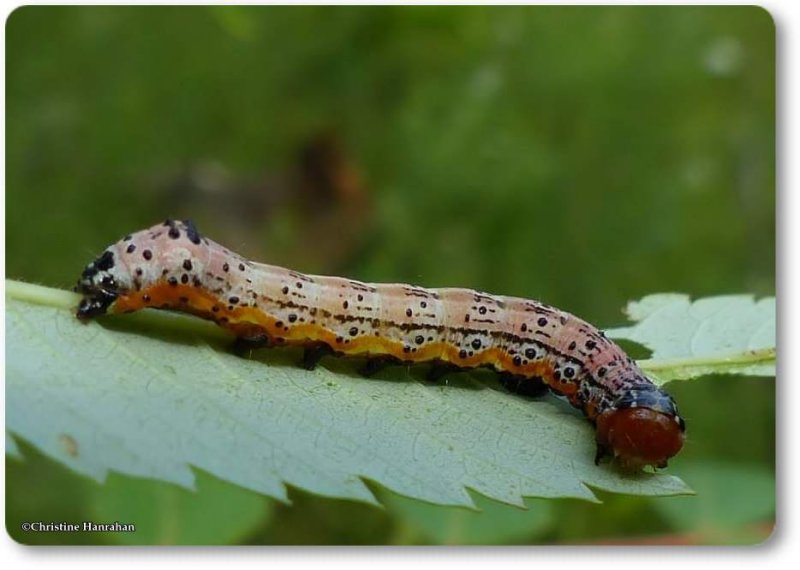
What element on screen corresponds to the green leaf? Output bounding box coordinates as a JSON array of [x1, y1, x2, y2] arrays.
[[89, 469, 272, 545], [651, 460, 774, 538], [7, 438, 100, 545], [382, 491, 554, 544], [6, 280, 690, 507], [607, 294, 775, 384], [6, 433, 21, 459]]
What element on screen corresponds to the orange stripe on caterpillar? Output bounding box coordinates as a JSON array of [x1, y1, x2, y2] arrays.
[[75, 219, 685, 470]]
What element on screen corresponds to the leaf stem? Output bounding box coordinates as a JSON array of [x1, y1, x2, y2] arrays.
[[5, 279, 79, 309], [5, 279, 230, 342], [638, 347, 776, 372]]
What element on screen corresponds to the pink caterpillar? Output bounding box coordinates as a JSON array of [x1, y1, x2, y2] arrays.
[[75, 220, 685, 469]]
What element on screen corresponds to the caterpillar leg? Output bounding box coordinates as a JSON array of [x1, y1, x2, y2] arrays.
[[302, 343, 335, 371], [595, 444, 669, 469], [232, 334, 273, 357], [498, 374, 549, 398], [426, 362, 458, 382], [594, 442, 610, 466], [359, 356, 397, 378]]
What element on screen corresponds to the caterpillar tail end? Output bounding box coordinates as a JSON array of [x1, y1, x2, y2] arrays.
[[75, 291, 118, 320], [75, 248, 124, 320]]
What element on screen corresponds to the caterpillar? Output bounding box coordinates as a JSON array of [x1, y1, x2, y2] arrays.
[[75, 219, 685, 469]]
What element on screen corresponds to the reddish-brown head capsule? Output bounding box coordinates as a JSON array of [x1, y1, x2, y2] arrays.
[[595, 385, 686, 469]]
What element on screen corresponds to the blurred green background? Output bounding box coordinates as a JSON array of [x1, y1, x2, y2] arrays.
[[5, 5, 775, 545]]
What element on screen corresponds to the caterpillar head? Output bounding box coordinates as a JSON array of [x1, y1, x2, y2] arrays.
[[595, 383, 686, 470], [74, 249, 130, 319]]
